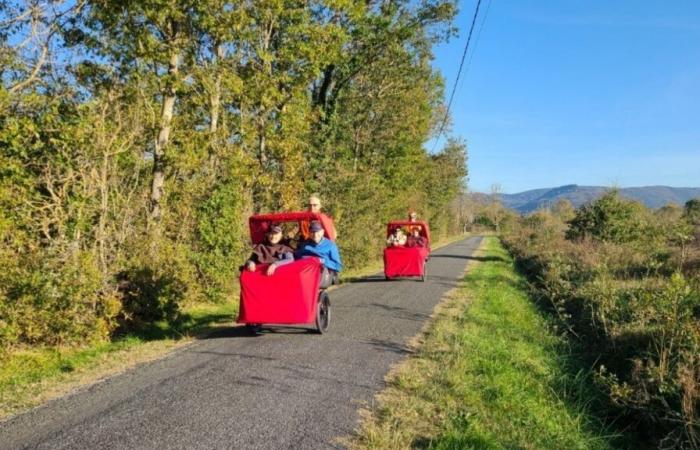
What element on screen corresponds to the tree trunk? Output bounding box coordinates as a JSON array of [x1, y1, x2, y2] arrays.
[[252, 128, 267, 213], [209, 44, 224, 135], [149, 48, 180, 224], [315, 64, 335, 108]]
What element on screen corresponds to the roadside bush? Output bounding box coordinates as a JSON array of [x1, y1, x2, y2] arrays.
[[566, 191, 656, 244], [503, 193, 700, 448], [0, 251, 121, 348], [0, 2, 467, 358], [116, 266, 183, 331]]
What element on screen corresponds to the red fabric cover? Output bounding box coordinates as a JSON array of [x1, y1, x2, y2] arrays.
[[249, 212, 336, 244], [237, 258, 322, 324], [386, 220, 431, 250], [384, 246, 429, 277]]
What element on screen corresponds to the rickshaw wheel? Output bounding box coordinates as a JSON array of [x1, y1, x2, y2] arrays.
[[315, 291, 331, 334]]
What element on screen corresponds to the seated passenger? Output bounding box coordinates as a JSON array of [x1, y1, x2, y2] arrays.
[[387, 227, 407, 247], [244, 225, 294, 276], [295, 220, 342, 273], [406, 228, 426, 248]]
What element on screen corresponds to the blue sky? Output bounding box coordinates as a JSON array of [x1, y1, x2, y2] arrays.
[[429, 0, 700, 193]]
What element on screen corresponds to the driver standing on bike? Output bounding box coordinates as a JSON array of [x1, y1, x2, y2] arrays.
[[301, 194, 338, 240], [407, 210, 423, 235]]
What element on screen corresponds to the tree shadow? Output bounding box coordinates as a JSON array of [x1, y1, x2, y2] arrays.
[[362, 338, 411, 356], [111, 309, 235, 342], [431, 254, 505, 262], [366, 302, 431, 322]]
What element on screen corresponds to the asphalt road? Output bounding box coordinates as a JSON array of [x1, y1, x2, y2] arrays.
[[1, 236, 483, 450]]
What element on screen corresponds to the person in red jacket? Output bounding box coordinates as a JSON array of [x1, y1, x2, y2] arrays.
[[407, 210, 423, 234], [301, 194, 337, 240]]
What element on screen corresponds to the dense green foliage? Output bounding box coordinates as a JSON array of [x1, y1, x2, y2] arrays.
[[503, 192, 700, 449], [566, 191, 652, 243], [0, 1, 467, 351]]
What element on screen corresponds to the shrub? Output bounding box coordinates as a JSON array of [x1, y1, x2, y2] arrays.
[[566, 190, 653, 244], [503, 199, 700, 449], [116, 266, 184, 331]]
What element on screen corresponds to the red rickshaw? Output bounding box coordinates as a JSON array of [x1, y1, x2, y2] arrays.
[[383, 220, 431, 282], [237, 212, 337, 334]]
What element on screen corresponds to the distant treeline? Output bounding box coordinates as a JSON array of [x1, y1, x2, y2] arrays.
[[501, 192, 700, 449], [0, 1, 467, 350]]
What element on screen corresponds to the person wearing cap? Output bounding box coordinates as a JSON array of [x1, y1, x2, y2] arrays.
[[301, 194, 338, 240], [295, 220, 342, 273], [244, 225, 294, 276]]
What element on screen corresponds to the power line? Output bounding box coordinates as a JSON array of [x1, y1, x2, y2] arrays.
[[431, 0, 483, 152], [454, 0, 491, 103]]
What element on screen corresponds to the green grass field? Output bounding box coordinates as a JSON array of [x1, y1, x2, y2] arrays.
[[352, 237, 618, 449]]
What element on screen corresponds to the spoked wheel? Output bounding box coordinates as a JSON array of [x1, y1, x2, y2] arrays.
[[315, 291, 331, 334]]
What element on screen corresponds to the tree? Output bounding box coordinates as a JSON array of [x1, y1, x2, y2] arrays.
[[684, 198, 700, 225], [566, 190, 651, 244], [551, 199, 575, 222], [0, 0, 467, 349]]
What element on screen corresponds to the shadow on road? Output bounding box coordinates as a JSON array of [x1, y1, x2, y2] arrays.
[[202, 325, 314, 340], [362, 338, 411, 356], [343, 275, 386, 283], [189, 350, 278, 361], [431, 254, 505, 262], [369, 303, 431, 322]]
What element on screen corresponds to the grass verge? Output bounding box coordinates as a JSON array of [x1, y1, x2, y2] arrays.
[[351, 237, 618, 449], [1, 233, 469, 421], [0, 301, 234, 420]]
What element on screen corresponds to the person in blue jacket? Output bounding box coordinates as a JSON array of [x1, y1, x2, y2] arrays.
[[295, 220, 342, 277]]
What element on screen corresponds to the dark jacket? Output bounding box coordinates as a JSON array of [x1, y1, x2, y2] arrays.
[[406, 235, 427, 248], [247, 243, 294, 265]]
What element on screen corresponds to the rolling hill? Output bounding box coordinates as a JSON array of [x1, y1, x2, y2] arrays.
[[497, 185, 700, 214]]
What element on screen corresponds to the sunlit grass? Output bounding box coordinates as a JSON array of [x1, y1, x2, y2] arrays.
[[0, 301, 236, 419], [352, 237, 618, 449]]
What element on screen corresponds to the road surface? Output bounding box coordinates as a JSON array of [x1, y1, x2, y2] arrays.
[[1, 236, 483, 450]]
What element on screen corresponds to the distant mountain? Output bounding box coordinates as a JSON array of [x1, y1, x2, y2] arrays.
[[497, 185, 700, 214]]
